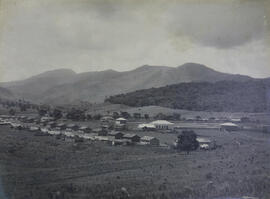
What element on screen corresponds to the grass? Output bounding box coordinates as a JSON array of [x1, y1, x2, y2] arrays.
[[0, 124, 270, 199]]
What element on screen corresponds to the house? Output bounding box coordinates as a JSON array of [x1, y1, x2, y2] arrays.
[[101, 116, 114, 123], [48, 121, 57, 128], [220, 122, 239, 131], [94, 136, 109, 141], [115, 118, 127, 125], [108, 131, 124, 139], [66, 123, 79, 131], [92, 128, 108, 136], [56, 123, 66, 130], [123, 133, 140, 142], [79, 126, 92, 133], [150, 120, 174, 130], [138, 123, 156, 131], [40, 116, 54, 123], [196, 137, 213, 150], [11, 123, 23, 130], [140, 136, 160, 146], [40, 128, 49, 133], [115, 118, 127, 130], [29, 126, 40, 132], [25, 117, 35, 123], [196, 137, 211, 145]]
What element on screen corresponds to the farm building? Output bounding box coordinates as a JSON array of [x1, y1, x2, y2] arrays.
[[108, 131, 124, 139], [140, 136, 160, 146], [48, 121, 57, 128], [115, 118, 127, 130], [196, 137, 211, 144], [123, 134, 140, 142], [66, 123, 79, 131], [101, 116, 114, 123], [29, 126, 40, 132], [56, 123, 66, 130], [196, 137, 211, 150], [0, 121, 11, 126], [25, 117, 35, 123], [150, 120, 174, 130], [115, 118, 127, 125], [40, 116, 54, 122], [220, 122, 239, 131], [79, 126, 92, 133], [92, 128, 108, 136], [138, 123, 156, 131], [94, 136, 109, 142]]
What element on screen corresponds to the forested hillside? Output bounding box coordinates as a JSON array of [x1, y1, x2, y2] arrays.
[[105, 80, 270, 112]]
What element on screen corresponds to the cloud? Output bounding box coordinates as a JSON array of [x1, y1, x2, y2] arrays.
[[166, 1, 268, 49], [0, 0, 269, 81]]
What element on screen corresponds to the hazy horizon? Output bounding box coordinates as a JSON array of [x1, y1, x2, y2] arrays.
[[0, 0, 270, 81]]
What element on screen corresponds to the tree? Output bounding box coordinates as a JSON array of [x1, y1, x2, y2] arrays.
[[172, 113, 181, 120], [144, 114, 150, 120], [133, 113, 141, 119], [9, 108, 16, 115], [51, 109, 62, 120], [154, 113, 167, 120], [112, 112, 120, 119], [66, 108, 85, 121], [93, 114, 102, 120], [19, 104, 27, 112], [121, 111, 131, 119], [86, 114, 92, 120], [38, 109, 47, 117], [176, 130, 199, 154]]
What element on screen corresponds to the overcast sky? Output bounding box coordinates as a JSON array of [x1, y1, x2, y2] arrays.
[[0, 0, 270, 82]]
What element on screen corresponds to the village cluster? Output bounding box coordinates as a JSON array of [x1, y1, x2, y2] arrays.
[[0, 115, 165, 147], [1, 111, 265, 151]]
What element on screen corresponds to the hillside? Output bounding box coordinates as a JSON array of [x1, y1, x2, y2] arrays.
[[1, 63, 253, 104], [0, 87, 15, 100], [1, 69, 77, 101], [105, 80, 270, 113]]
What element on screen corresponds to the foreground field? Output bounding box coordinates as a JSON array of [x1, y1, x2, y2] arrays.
[[0, 126, 270, 199]]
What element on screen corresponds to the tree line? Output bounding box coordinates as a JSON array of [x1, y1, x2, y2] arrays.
[[105, 80, 270, 113]]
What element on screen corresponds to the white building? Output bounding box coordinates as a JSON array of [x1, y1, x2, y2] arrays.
[[140, 136, 160, 146], [220, 122, 239, 131], [150, 120, 174, 130], [115, 118, 127, 125]]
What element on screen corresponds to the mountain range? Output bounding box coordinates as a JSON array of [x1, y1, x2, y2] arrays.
[[0, 63, 255, 105]]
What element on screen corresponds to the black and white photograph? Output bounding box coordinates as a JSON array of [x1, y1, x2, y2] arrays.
[[0, 0, 270, 198]]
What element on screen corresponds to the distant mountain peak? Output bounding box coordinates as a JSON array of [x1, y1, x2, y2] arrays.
[[134, 65, 170, 71], [34, 68, 76, 78], [178, 63, 214, 71]]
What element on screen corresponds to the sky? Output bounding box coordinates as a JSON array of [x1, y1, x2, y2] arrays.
[[0, 0, 270, 82]]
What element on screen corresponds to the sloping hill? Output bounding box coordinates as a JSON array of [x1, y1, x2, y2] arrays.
[[105, 80, 270, 113], [1, 63, 253, 104], [1, 69, 77, 101], [0, 87, 15, 100]]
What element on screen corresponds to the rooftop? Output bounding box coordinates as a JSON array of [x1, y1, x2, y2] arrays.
[[151, 120, 174, 125]]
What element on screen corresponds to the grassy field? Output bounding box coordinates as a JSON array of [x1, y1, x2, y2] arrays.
[[0, 125, 270, 199]]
